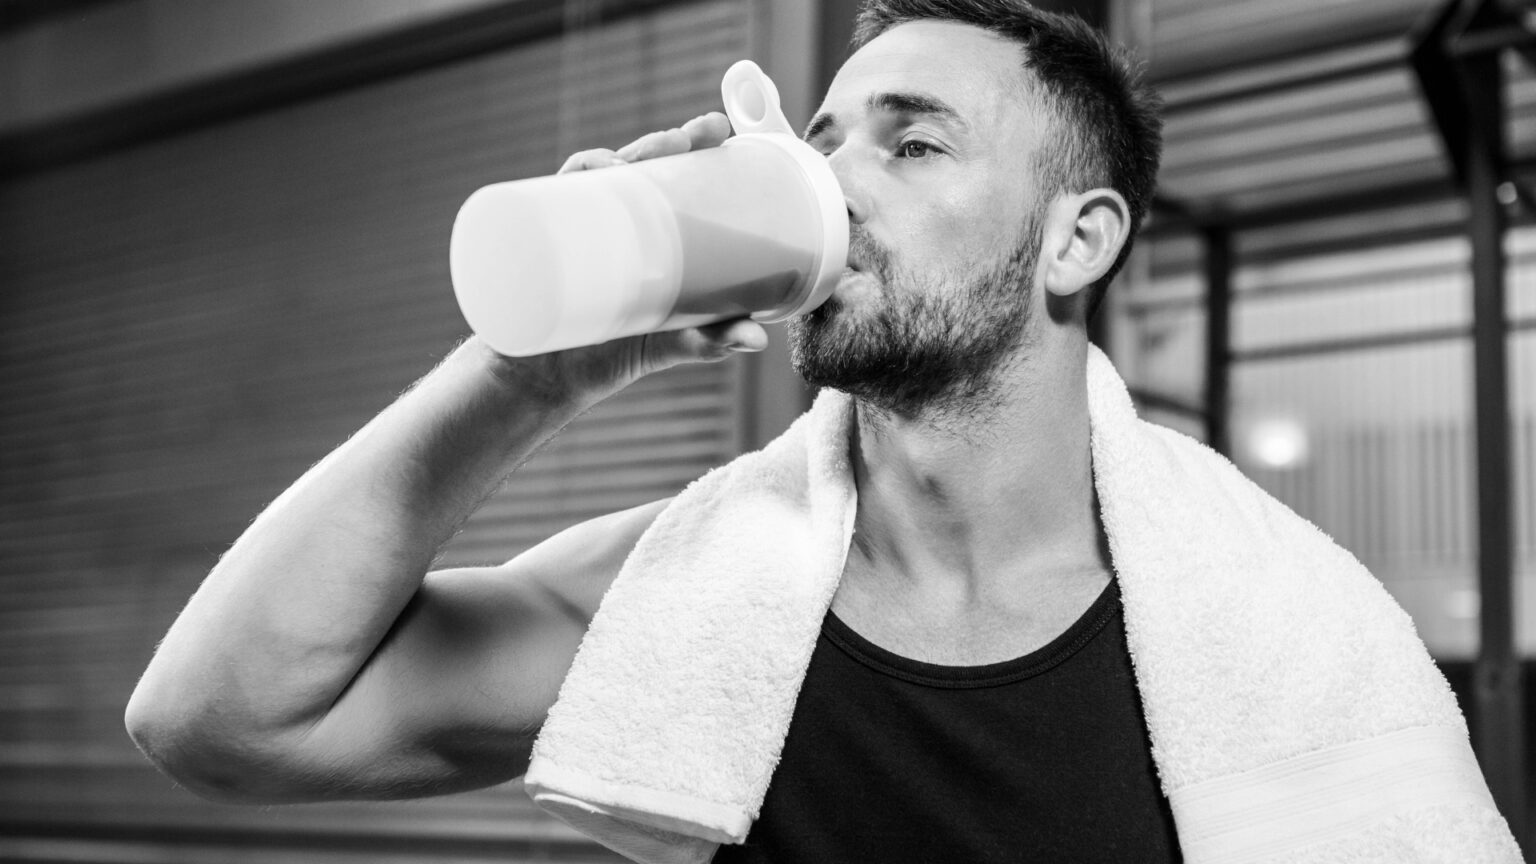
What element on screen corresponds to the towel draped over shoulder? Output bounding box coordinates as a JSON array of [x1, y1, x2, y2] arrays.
[[524, 346, 1523, 864]]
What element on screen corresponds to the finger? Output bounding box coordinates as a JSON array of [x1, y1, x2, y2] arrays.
[[642, 319, 769, 370], [558, 148, 625, 174], [681, 112, 732, 150], [696, 318, 768, 353], [615, 127, 692, 162]]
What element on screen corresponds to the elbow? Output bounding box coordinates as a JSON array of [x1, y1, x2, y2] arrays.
[[123, 692, 251, 803], [124, 683, 307, 804]]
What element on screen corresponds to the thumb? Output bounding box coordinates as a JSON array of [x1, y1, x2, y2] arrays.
[[639, 318, 769, 373]]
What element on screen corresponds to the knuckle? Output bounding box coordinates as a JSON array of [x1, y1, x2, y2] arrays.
[[559, 148, 617, 173]]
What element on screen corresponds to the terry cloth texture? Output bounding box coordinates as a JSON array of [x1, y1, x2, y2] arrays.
[[522, 345, 1523, 864]]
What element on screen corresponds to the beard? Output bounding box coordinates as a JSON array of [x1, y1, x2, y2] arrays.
[[787, 219, 1040, 420]]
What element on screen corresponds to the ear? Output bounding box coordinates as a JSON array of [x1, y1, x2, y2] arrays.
[[1040, 188, 1131, 299]]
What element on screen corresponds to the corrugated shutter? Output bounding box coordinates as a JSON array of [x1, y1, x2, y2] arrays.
[[1148, 0, 1434, 78], [0, 1, 755, 860]]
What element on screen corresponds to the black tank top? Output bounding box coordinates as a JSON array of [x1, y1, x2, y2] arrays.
[[712, 579, 1181, 863]]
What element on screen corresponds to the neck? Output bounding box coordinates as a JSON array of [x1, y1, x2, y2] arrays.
[[844, 338, 1109, 611]]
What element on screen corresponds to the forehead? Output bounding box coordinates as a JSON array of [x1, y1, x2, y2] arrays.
[[819, 20, 1033, 129]]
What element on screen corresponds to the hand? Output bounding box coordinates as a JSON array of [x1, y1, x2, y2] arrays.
[[558, 112, 732, 172], [486, 113, 770, 403]]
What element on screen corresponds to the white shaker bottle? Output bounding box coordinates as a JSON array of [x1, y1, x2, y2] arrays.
[[449, 61, 849, 357]]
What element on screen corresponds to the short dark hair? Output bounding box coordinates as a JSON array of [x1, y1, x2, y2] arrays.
[[852, 0, 1163, 316]]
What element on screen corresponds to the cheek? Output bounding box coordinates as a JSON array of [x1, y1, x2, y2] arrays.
[[883, 172, 1031, 276], [923, 195, 1026, 273]]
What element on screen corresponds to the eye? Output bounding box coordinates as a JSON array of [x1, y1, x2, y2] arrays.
[[896, 139, 940, 159]]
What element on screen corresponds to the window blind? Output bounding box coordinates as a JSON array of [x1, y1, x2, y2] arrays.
[[0, 0, 757, 859]]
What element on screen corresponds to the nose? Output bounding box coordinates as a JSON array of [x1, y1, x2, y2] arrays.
[[826, 145, 869, 226]]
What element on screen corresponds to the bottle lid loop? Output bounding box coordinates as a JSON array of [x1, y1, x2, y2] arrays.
[[721, 60, 796, 136]]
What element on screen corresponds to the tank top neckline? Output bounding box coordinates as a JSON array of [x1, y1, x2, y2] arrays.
[[821, 578, 1121, 689]]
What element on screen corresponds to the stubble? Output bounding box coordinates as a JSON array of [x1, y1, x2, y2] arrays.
[[787, 220, 1041, 424]]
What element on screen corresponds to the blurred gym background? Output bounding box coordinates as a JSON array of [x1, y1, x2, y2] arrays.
[[0, 0, 1531, 859]]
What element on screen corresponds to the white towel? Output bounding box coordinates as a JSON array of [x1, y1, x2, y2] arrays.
[[523, 345, 1523, 864]]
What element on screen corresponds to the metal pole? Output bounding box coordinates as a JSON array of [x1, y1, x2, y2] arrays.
[[1203, 226, 1233, 456], [1464, 46, 1529, 849]]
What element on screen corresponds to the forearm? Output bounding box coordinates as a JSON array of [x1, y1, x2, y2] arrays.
[[127, 337, 600, 753]]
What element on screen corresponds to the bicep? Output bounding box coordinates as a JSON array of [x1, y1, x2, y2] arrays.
[[287, 499, 669, 799]]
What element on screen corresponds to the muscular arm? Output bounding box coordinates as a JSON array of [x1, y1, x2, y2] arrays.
[[124, 339, 669, 800], [123, 112, 760, 802], [310, 499, 668, 798]]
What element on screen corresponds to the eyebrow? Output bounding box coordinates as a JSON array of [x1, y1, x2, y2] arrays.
[[803, 91, 968, 144]]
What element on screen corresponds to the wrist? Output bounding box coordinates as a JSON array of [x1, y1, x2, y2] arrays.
[[456, 335, 617, 416]]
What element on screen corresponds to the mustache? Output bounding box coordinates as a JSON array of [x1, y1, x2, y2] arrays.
[[846, 226, 894, 284]]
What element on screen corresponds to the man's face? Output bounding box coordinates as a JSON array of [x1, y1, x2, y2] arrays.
[[789, 20, 1051, 417]]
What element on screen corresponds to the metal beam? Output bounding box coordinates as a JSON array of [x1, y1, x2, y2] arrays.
[[1411, 0, 1481, 190], [1147, 181, 1457, 238], [1451, 21, 1536, 55], [1463, 29, 1531, 851], [1202, 226, 1233, 456]]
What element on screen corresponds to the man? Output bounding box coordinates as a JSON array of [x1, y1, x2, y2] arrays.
[[127, 1, 1304, 861]]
